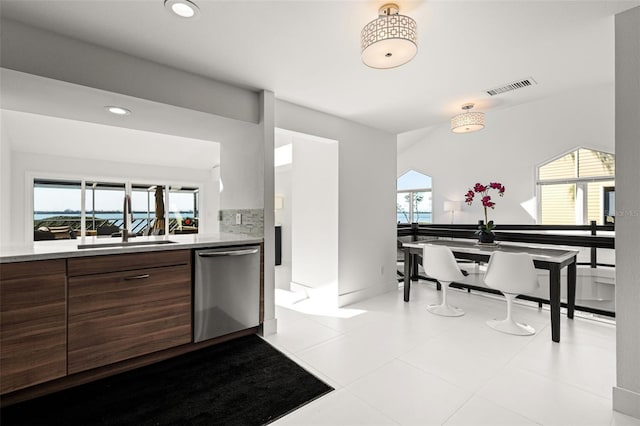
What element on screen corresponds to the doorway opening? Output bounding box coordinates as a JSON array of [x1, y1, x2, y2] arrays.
[[274, 128, 339, 309]]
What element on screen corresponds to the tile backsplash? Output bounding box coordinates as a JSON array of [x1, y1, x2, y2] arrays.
[[219, 209, 264, 237]]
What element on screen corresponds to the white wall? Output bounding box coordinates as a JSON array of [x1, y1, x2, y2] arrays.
[[613, 5, 640, 419], [398, 86, 615, 225], [275, 100, 397, 306], [0, 122, 11, 243], [8, 151, 219, 245], [218, 125, 265, 210], [290, 133, 339, 291], [0, 20, 259, 124]]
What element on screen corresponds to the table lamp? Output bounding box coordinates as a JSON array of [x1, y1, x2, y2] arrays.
[[443, 200, 462, 224]]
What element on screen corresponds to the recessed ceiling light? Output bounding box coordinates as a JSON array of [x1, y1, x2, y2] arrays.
[[105, 106, 131, 116], [165, 0, 200, 19]]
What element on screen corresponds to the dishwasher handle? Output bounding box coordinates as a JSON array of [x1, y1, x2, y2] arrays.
[[197, 248, 259, 257]]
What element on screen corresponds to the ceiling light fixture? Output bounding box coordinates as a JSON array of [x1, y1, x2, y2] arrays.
[[105, 106, 131, 116], [164, 0, 200, 19], [451, 103, 485, 133], [361, 3, 417, 69]]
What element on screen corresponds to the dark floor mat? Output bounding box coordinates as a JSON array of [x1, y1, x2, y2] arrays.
[[1, 334, 333, 426]]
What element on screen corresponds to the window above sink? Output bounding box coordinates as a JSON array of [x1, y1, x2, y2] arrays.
[[33, 179, 200, 242]]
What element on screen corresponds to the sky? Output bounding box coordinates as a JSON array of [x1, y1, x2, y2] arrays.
[[34, 187, 195, 212], [397, 170, 432, 191]]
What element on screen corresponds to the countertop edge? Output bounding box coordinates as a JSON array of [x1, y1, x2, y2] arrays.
[[0, 235, 264, 264]]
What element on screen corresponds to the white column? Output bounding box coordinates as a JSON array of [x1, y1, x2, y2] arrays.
[[613, 5, 640, 420], [260, 90, 277, 336]]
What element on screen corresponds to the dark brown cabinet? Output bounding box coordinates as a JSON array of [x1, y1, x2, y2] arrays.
[[0, 260, 67, 394], [67, 250, 192, 374], [1, 246, 261, 402]]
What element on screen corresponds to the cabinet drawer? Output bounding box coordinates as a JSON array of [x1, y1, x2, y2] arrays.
[[68, 263, 191, 374], [1, 260, 67, 394], [67, 249, 190, 277]]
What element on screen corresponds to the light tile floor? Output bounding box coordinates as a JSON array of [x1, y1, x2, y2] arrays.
[[265, 280, 640, 426]]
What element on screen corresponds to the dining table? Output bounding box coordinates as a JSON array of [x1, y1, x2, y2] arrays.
[[403, 239, 579, 343]]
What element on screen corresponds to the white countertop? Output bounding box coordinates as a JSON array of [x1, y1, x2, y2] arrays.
[[0, 233, 263, 263]]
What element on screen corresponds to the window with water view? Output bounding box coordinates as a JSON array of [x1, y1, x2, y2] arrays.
[[397, 170, 432, 224], [34, 179, 200, 241]]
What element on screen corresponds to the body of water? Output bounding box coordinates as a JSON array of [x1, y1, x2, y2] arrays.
[[34, 212, 194, 221], [397, 212, 432, 223]]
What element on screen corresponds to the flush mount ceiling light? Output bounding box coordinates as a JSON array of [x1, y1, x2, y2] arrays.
[[164, 0, 200, 19], [361, 3, 417, 69], [451, 103, 485, 133], [105, 106, 131, 116]]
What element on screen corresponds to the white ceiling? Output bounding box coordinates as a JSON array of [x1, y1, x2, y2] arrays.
[[1, 0, 638, 134], [2, 109, 221, 169]]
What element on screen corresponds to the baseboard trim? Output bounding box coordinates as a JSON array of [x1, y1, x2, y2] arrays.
[[613, 386, 640, 419], [338, 280, 395, 307], [260, 317, 278, 336], [290, 281, 312, 297]]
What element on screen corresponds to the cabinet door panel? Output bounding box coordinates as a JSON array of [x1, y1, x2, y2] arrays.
[[0, 260, 67, 394], [67, 250, 190, 276], [68, 264, 191, 374]]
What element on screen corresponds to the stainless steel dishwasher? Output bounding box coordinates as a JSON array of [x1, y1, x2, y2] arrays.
[[193, 245, 261, 343]]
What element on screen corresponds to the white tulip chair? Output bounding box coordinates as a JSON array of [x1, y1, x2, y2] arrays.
[[422, 245, 466, 317], [484, 251, 540, 335]]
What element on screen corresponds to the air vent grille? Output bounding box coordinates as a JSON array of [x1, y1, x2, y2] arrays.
[[486, 78, 537, 96]]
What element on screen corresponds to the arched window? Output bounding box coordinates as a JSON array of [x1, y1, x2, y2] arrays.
[[537, 148, 615, 225], [397, 170, 432, 224]]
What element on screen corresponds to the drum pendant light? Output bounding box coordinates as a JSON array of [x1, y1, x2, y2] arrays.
[[361, 3, 418, 69], [451, 103, 485, 133]]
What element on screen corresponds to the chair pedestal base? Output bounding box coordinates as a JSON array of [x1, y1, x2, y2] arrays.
[[426, 282, 464, 317], [486, 318, 535, 336], [427, 304, 464, 317]]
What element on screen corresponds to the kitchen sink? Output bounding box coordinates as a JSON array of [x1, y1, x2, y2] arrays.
[[78, 240, 177, 249]]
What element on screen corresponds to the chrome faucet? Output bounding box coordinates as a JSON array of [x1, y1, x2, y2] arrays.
[[123, 194, 133, 242]]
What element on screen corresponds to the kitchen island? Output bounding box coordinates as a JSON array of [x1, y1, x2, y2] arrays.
[[0, 233, 263, 405]]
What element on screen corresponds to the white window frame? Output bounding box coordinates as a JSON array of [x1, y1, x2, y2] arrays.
[[535, 147, 615, 225], [397, 188, 433, 224], [28, 171, 203, 241]]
